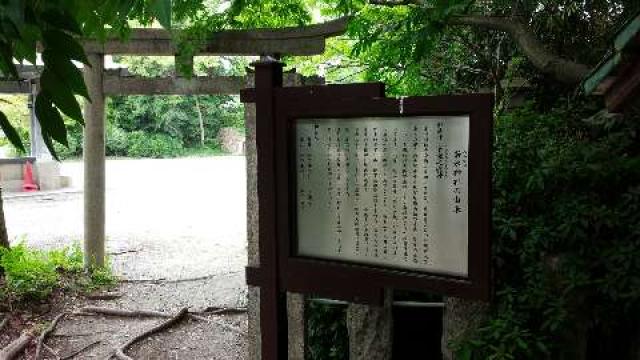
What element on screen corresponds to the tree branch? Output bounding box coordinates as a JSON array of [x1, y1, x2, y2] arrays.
[[449, 15, 591, 84]]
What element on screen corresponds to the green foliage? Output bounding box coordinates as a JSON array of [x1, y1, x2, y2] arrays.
[[453, 102, 640, 359], [0, 95, 30, 153], [307, 302, 348, 360], [229, 0, 311, 28], [106, 124, 130, 157], [127, 131, 184, 158], [0, 243, 60, 301], [0, 242, 117, 305], [0, 0, 182, 155], [84, 265, 118, 291]]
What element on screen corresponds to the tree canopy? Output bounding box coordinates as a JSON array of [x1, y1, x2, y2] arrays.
[[1, 0, 638, 156], [1, 1, 640, 359]]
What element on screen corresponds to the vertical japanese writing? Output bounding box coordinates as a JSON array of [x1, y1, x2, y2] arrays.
[[450, 149, 468, 215], [422, 125, 430, 265], [296, 116, 470, 276]]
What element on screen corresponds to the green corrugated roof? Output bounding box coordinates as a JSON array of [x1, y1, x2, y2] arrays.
[[583, 11, 640, 95]]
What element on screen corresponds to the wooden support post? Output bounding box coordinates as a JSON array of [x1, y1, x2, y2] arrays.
[[253, 58, 287, 360], [83, 53, 106, 268]]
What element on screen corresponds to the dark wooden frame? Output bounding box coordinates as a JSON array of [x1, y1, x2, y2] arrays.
[[243, 59, 493, 360], [274, 94, 494, 304]]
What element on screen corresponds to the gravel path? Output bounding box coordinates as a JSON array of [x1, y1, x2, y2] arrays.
[[4, 156, 248, 282], [2, 156, 249, 359]]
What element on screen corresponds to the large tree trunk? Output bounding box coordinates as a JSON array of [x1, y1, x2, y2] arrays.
[[0, 187, 9, 249]]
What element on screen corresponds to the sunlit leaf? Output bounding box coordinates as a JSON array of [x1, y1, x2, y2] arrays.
[[0, 110, 25, 153], [151, 0, 172, 29]]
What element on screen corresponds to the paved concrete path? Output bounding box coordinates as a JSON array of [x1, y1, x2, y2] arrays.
[[2, 157, 249, 359]]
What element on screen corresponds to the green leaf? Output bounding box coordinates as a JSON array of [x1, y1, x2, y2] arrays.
[[457, 347, 473, 360], [41, 9, 83, 35], [0, 41, 18, 79], [40, 131, 60, 161], [151, 0, 172, 29], [42, 30, 90, 66], [4, 0, 25, 30], [0, 110, 25, 153], [35, 92, 68, 147], [40, 69, 85, 124], [13, 24, 39, 64], [42, 50, 90, 100]]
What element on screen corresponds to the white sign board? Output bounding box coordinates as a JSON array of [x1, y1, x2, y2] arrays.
[[295, 116, 469, 277]]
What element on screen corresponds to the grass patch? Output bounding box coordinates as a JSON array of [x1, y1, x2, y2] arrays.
[[181, 146, 228, 157], [0, 242, 117, 306]]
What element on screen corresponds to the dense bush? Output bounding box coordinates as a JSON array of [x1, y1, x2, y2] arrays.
[[307, 302, 349, 360], [107, 94, 243, 148], [106, 124, 130, 156], [0, 243, 117, 305], [0, 243, 60, 301], [54, 122, 83, 159], [127, 131, 184, 158], [454, 102, 640, 359]]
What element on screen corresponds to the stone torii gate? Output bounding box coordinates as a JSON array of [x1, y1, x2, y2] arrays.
[[78, 18, 346, 267], [1, 18, 399, 360]]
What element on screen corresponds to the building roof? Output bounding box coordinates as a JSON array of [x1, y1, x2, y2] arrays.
[[583, 11, 640, 112]]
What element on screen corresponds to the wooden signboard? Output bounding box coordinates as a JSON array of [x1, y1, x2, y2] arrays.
[[242, 60, 493, 360]]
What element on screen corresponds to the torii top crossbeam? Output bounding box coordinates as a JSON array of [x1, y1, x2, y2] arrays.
[[83, 18, 348, 56]]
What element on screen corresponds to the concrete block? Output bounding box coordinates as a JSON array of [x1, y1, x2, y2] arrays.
[[34, 161, 63, 191], [1, 179, 23, 192], [59, 175, 72, 188], [0, 164, 23, 181], [38, 176, 61, 191]]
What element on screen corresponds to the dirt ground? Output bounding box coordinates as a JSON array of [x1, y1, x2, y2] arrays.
[[1, 156, 249, 359]]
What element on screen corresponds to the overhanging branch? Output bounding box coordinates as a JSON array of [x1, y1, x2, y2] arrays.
[[450, 15, 591, 84]]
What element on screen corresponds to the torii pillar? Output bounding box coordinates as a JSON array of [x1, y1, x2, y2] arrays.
[[83, 52, 106, 268]]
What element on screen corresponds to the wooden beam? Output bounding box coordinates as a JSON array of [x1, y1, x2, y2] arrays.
[[605, 58, 640, 112], [0, 80, 31, 93], [103, 75, 249, 95], [82, 17, 348, 56]]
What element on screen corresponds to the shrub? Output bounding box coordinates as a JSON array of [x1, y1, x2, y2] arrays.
[[54, 122, 83, 159], [0, 243, 59, 300], [0, 243, 116, 304], [454, 102, 640, 358], [127, 131, 184, 158], [307, 302, 348, 360], [106, 125, 130, 156]]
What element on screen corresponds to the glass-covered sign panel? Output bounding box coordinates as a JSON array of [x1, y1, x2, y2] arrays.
[[295, 116, 469, 277]]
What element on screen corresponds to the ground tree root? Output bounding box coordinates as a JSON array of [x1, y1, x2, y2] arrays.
[[113, 308, 189, 360], [35, 313, 65, 360], [85, 292, 123, 301], [60, 340, 100, 360], [77, 306, 246, 336], [76, 307, 170, 318], [43, 344, 60, 360], [0, 316, 8, 333], [0, 333, 34, 360], [202, 306, 247, 315]]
